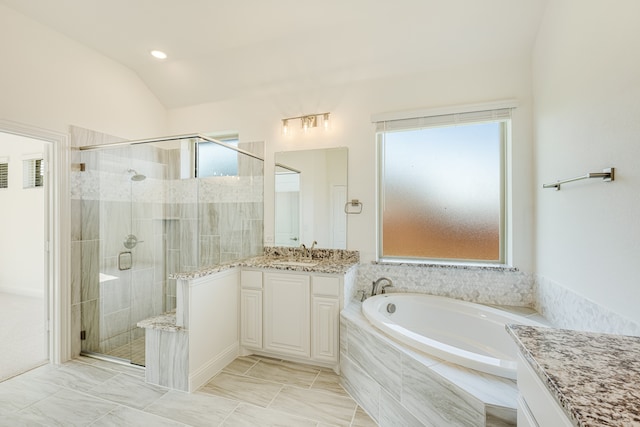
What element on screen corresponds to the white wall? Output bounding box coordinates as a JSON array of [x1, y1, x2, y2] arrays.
[[0, 3, 167, 139], [533, 0, 640, 326], [0, 133, 46, 296], [168, 55, 535, 269]]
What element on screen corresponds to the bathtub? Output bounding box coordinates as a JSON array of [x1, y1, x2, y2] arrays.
[[362, 293, 544, 379]]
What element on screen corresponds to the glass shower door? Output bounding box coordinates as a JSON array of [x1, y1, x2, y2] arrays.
[[80, 145, 164, 366]]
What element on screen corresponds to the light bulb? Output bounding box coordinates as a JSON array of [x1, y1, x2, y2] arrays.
[[282, 120, 289, 135], [150, 50, 168, 60], [323, 113, 330, 130]]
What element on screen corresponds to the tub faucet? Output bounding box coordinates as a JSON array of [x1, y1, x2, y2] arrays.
[[372, 277, 393, 296]]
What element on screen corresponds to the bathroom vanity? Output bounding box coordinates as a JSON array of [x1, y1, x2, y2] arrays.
[[507, 324, 640, 426], [138, 248, 358, 392], [240, 269, 352, 370]]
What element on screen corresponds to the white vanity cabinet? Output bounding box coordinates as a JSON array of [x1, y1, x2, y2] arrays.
[[517, 353, 573, 427], [311, 276, 341, 363], [264, 272, 311, 358], [240, 270, 263, 349], [240, 269, 345, 370]]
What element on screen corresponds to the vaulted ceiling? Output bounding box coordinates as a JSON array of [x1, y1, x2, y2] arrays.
[[0, 0, 548, 108]]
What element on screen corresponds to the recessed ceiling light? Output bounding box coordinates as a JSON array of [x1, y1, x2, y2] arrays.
[[150, 50, 167, 60]]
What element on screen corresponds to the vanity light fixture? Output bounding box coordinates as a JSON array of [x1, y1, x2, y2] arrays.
[[281, 112, 331, 135]]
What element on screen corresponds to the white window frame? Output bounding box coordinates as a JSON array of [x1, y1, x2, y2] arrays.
[[374, 100, 517, 266]]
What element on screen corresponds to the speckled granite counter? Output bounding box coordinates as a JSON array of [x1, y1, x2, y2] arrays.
[[137, 312, 182, 332], [169, 248, 360, 280], [507, 324, 640, 427]]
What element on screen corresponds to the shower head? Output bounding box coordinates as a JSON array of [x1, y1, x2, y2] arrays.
[[127, 169, 146, 182]]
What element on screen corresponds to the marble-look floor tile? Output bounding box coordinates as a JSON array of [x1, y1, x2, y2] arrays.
[[221, 402, 318, 427], [85, 372, 168, 410], [311, 370, 349, 397], [223, 356, 259, 375], [146, 390, 239, 426], [92, 406, 187, 427], [200, 372, 283, 407], [89, 358, 146, 379], [21, 361, 118, 393], [269, 386, 357, 427], [11, 388, 117, 427], [0, 374, 61, 416], [246, 358, 321, 388], [352, 407, 379, 427]]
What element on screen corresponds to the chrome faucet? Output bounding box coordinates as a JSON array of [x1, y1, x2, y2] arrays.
[[371, 277, 393, 296], [299, 243, 307, 259]]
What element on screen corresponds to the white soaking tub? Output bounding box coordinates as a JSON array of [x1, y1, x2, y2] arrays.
[[362, 293, 545, 379]]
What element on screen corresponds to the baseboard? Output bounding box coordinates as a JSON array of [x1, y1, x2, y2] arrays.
[[188, 341, 239, 392]]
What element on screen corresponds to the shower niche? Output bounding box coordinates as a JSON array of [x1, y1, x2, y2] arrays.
[[73, 133, 264, 366]]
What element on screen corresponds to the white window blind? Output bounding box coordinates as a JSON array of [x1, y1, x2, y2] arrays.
[[23, 158, 43, 188], [375, 108, 512, 132], [0, 161, 8, 189]]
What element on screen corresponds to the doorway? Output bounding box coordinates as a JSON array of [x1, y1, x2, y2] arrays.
[[0, 131, 48, 380]]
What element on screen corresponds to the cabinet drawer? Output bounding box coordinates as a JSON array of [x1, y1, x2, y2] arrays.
[[241, 270, 263, 289], [312, 276, 340, 297]]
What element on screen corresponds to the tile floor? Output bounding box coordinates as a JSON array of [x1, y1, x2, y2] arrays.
[[0, 292, 47, 381], [0, 354, 377, 426]]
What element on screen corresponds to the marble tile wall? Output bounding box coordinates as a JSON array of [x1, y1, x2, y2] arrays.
[[70, 127, 265, 360], [535, 275, 640, 336], [357, 262, 534, 307]]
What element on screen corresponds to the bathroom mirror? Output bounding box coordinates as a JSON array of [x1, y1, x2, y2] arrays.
[[274, 147, 347, 249]]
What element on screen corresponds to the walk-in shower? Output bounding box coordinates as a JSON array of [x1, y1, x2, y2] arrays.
[[73, 134, 264, 366]]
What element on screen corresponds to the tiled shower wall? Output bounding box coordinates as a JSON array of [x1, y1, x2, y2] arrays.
[[70, 127, 264, 358]]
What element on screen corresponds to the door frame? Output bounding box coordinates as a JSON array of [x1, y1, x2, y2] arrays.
[[0, 118, 70, 365]]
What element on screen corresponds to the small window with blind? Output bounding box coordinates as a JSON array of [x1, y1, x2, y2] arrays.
[[23, 158, 44, 189], [0, 159, 8, 189], [376, 104, 513, 265]]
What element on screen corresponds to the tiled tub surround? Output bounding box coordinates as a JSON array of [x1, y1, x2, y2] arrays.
[[357, 262, 534, 307], [535, 275, 640, 336], [340, 301, 528, 427], [507, 325, 640, 426]]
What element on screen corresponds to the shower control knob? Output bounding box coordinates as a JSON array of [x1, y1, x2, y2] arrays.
[[123, 234, 143, 249]]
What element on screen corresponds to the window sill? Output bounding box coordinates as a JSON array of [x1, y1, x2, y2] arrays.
[[374, 259, 518, 272]]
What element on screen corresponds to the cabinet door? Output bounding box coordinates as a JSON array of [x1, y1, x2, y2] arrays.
[[240, 289, 262, 349], [311, 296, 339, 363], [264, 273, 310, 358]]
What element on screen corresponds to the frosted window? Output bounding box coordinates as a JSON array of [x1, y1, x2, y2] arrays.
[[379, 121, 505, 263]]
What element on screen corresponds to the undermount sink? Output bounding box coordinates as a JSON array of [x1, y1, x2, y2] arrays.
[[272, 260, 319, 267]]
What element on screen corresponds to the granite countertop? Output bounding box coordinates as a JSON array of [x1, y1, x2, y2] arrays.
[[169, 248, 360, 280], [137, 312, 183, 332], [506, 324, 640, 427]]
